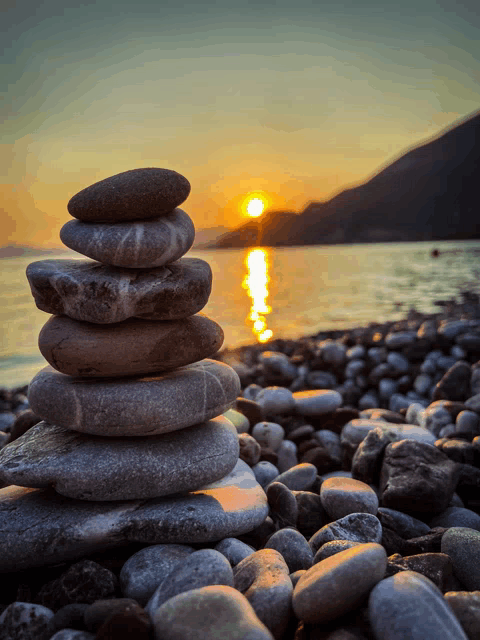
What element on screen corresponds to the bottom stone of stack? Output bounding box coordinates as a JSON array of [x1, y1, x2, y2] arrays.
[[0, 459, 268, 573], [0, 416, 239, 500]]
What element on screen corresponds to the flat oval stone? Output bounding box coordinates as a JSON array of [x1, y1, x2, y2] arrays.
[[293, 390, 343, 416], [119, 544, 195, 606], [0, 602, 55, 640], [214, 538, 256, 567], [320, 476, 379, 520], [60, 208, 195, 268], [264, 527, 314, 573], [368, 571, 468, 639], [28, 359, 240, 436], [151, 585, 275, 640], [68, 168, 191, 222], [0, 417, 239, 500], [26, 258, 212, 324], [0, 459, 268, 572], [251, 422, 285, 451], [293, 543, 387, 624], [309, 513, 383, 554], [38, 314, 224, 378]]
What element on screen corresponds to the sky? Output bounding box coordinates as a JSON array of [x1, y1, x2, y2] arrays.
[[2, 0, 480, 247]]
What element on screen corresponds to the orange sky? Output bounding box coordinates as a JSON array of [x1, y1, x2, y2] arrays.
[[2, 0, 479, 247]]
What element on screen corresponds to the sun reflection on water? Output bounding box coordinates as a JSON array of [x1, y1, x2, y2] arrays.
[[242, 247, 273, 343]]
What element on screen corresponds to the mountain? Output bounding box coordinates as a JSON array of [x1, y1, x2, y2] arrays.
[[0, 244, 58, 258], [213, 110, 480, 248], [192, 225, 232, 248]]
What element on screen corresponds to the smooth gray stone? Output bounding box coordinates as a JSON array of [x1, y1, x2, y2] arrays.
[[67, 168, 191, 222], [309, 513, 383, 554], [26, 258, 212, 324], [320, 476, 378, 520], [28, 359, 240, 436], [441, 527, 480, 590], [145, 549, 234, 618], [377, 508, 431, 539], [214, 538, 256, 566], [0, 417, 239, 500], [255, 387, 295, 415], [152, 585, 275, 640], [313, 540, 363, 564], [317, 340, 347, 366], [259, 351, 297, 382], [60, 208, 195, 268], [272, 463, 317, 491], [293, 543, 387, 624], [0, 602, 55, 640], [252, 461, 279, 488], [430, 506, 480, 531], [233, 549, 293, 640], [0, 459, 268, 573], [368, 571, 468, 639], [38, 314, 224, 378], [50, 631, 95, 640], [385, 331, 417, 348], [293, 390, 342, 416], [238, 433, 261, 466], [276, 440, 298, 473], [119, 544, 195, 606], [264, 527, 314, 573], [251, 421, 285, 451], [444, 591, 480, 640]]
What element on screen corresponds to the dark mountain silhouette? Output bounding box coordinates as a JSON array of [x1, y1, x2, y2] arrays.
[[213, 110, 480, 248]]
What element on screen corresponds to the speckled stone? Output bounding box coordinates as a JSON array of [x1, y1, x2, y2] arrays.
[[441, 527, 480, 590], [0, 602, 55, 640], [313, 540, 363, 564], [60, 209, 195, 268], [320, 476, 379, 520], [0, 417, 239, 500], [67, 168, 191, 222], [0, 459, 268, 572], [214, 538, 256, 567], [264, 527, 314, 573], [28, 359, 240, 436], [444, 591, 480, 640], [293, 543, 387, 624], [26, 258, 212, 324], [38, 314, 224, 377], [309, 513, 383, 554]]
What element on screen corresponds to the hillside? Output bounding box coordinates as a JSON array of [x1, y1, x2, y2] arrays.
[[213, 110, 480, 248]]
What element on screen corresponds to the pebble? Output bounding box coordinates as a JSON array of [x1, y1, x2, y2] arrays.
[[272, 463, 317, 491], [305, 370, 337, 388], [264, 527, 314, 572], [456, 409, 480, 435], [119, 544, 195, 606], [84, 598, 150, 633], [309, 513, 383, 554], [145, 549, 234, 617], [368, 570, 468, 639], [266, 481, 298, 528], [0, 459, 268, 572], [433, 361, 472, 402], [320, 477, 379, 520], [376, 507, 431, 539], [52, 604, 89, 633], [439, 319, 472, 339], [317, 339, 347, 367], [259, 351, 298, 382], [233, 549, 293, 640], [430, 506, 480, 530], [385, 330, 417, 348], [26, 257, 212, 324], [224, 408, 251, 433], [386, 552, 453, 591], [235, 397, 264, 427], [293, 543, 387, 624], [294, 491, 326, 538], [293, 389, 343, 416], [0, 602, 55, 640], [239, 433, 262, 466], [441, 527, 480, 590], [38, 314, 224, 378], [28, 359, 240, 436], [0, 417, 239, 500], [50, 631, 94, 640], [255, 387, 295, 415], [151, 585, 275, 640], [214, 538, 256, 566], [251, 460, 279, 488], [67, 168, 191, 222], [387, 351, 410, 374], [444, 591, 480, 640], [251, 421, 285, 451], [313, 540, 363, 563], [60, 208, 195, 268], [276, 439, 298, 472]]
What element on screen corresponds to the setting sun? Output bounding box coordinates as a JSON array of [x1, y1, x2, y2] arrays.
[[241, 192, 269, 219]]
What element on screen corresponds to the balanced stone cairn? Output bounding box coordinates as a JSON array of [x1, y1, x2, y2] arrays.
[[0, 168, 268, 572]]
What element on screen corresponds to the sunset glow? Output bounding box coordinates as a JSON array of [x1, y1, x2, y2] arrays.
[[241, 193, 269, 220], [242, 247, 273, 343], [246, 198, 265, 218]]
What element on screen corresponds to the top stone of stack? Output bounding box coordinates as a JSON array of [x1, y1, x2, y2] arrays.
[[67, 168, 191, 223]]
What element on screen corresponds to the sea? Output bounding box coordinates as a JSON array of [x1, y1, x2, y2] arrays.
[[1, 239, 480, 387]]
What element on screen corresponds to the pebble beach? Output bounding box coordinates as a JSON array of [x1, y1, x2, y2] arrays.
[[0, 167, 480, 639]]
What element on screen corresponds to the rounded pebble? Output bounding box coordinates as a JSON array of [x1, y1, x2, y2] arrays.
[[264, 527, 314, 573], [320, 476, 379, 520]]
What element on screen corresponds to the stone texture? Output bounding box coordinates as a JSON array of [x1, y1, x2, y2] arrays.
[[313, 540, 363, 564], [151, 585, 275, 640], [26, 258, 212, 324], [0, 602, 55, 640], [50, 630, 94, 639], [28, 359, 240, 436], [309, 513, 383, 554], [67, 168, 191, 222], [119, 543, 195, 606], [60, 208, 195, 268], [293, 491, 326, 539], [92, 602, 151, 640], [251, 421, 285, 451], [293, 390, 342, 416], [145, 549, 234, 617], [377, 507, 431, 539], [267, 481, 298, 529], [293, 543, 387, 624], [0, 459, 268, 572], [233, 549, 293, 640], [214, 538, 256, 567], [444, 591, 480, 640], [239, 433, 262, 466], [38, 314, 224, 377], [441, 527, 480, 591], [0, 417, 239, 500], [380, 440, 460, 514], [320, 476, 379, 520], [430, 506, 480, 531], [264, 528, 314, 573], [368, 571, 468, 639], [273, 463, 317, 492], [386, 552, 453, 591]]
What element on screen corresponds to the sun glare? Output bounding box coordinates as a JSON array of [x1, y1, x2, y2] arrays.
[[242, 192, 269, 219]]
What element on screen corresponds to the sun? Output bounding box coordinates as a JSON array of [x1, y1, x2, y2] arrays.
[[242, 192, 269, 218]]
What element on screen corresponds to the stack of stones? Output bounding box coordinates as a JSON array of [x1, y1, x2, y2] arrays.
[[0, 169, 268, 570]]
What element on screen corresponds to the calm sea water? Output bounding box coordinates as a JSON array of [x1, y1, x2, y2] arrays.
[[1, 240, 480, 387]]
